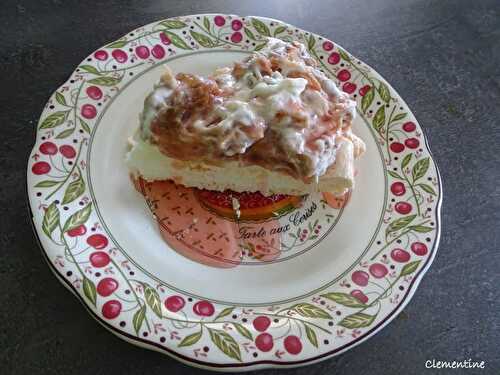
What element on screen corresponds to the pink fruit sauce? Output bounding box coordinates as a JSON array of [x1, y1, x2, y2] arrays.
[[133, 178, 349, 268]]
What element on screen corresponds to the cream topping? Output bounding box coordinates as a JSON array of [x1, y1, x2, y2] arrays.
[[140, 38, 357, 179]]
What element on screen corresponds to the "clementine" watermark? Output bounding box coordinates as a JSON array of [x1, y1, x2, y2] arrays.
[[425, 359, 486, 370]]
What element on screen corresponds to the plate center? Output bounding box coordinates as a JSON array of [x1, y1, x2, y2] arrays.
[[89, 51, 386, 305]]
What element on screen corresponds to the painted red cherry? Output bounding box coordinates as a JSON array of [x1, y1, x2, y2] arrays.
[[337, 69, 351, 82], [390, 182, 406, 196], [97, 278, 119, 297], [87, 234, 109, 249], [67, 224, 87, 237], [214, 15, 226, 27], [411, 242, 428, 256], [231, 32, 243, 43], [94, 50, 108, 61], [358, 85, 371, 97], [405, 137, 420, 149], [160, 32, 171, 45], [151, 45, 165, 59], [86, 86, 103, 100], [395, 201, 412, 214], [402, 122, 416, 132], [369, 263, 388, 278], [165, 295, 185, 312], [253, 316, 271, 332], [391, 248, 411, 263], [193, 300, 215, 317], [255, 333, 273, 352], [231, 19, 243, 31], [81, 104, 97, 119], [59, 145, 76, 159], [390, 142, 405, 153], [89, 251, 111, 268], [102, 300, 121, 319], [135, 45, 150, 59], [350, 289, 369, 304], [32, 161, 51, 175], [327, 52, 340, 64], [39, 141, 58, 155], [342, 82, 357, 94], [284, 335, 302, 355], [112, 49, 128, 63], [352, 270, 369, 286], [322, 41, 334, 51]]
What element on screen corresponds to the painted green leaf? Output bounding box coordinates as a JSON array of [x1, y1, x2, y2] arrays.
[[339, 312, 376, 329], [321, 292, 367, 308], [378, 81, 391, 103], [338, 49, 351, 62], [208, 328, 242, 361], [400, 260, 421, 276], [291, 303, 332, 319], [190, 30, 215, 48], [307, 34, 315, 50], [35, 180, 60, 188], [87, 76, 121, 86], [163, 31, 191, 50], [280, 35, 293, 43], [251, 18, 270, 37], [79, 65, 101, 75], [273, 26, 287, 36], [55, 92, 67, 106], [178, 330, 202, 347], [106, 39, 127, 48], [401, 153, 412, 169], [62, 169, 85, 205], [132, 305, 146, 335], [388, 171, 404, 180], [305, 324, 318, 348], [361, 85, 374, 113], [233, 323, 253, 340], [42, 202, 60, 238], [409, 225, 433, 233], [214, 307, 234, 320], [143, 283, 162, 318], [82, 277, 97, 307], [391, 112, 407, 123], [372, 105, 385, 132], [203, 17, 210, 31], [56, 127, 75, 139], [244, 27, 257, 41], [79, 117, 91, 134], [62, 202, 92, 233], [412, 157, 430, 182], [417, 183, 436, 196], [254, 42, 267, 51], [159, 20, 187, 29], [385, 214, 417, 238], [39, 111, 68, 129]]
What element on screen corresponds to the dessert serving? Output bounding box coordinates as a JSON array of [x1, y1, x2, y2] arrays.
[[127, 38, 365, 196]]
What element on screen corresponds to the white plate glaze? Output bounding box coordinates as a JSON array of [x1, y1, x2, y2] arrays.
[[28, 14, 442, 371]]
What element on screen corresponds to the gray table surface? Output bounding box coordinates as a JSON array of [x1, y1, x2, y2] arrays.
[[2, 0, 500, 374]]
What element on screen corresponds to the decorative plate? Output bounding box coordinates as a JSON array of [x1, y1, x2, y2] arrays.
[[27, 14, 442, 371]]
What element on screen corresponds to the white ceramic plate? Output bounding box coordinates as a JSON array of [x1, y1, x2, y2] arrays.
[[28, 14, 442, 371]]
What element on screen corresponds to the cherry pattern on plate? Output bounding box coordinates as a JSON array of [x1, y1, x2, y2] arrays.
[[29, 14, 439, 366]]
